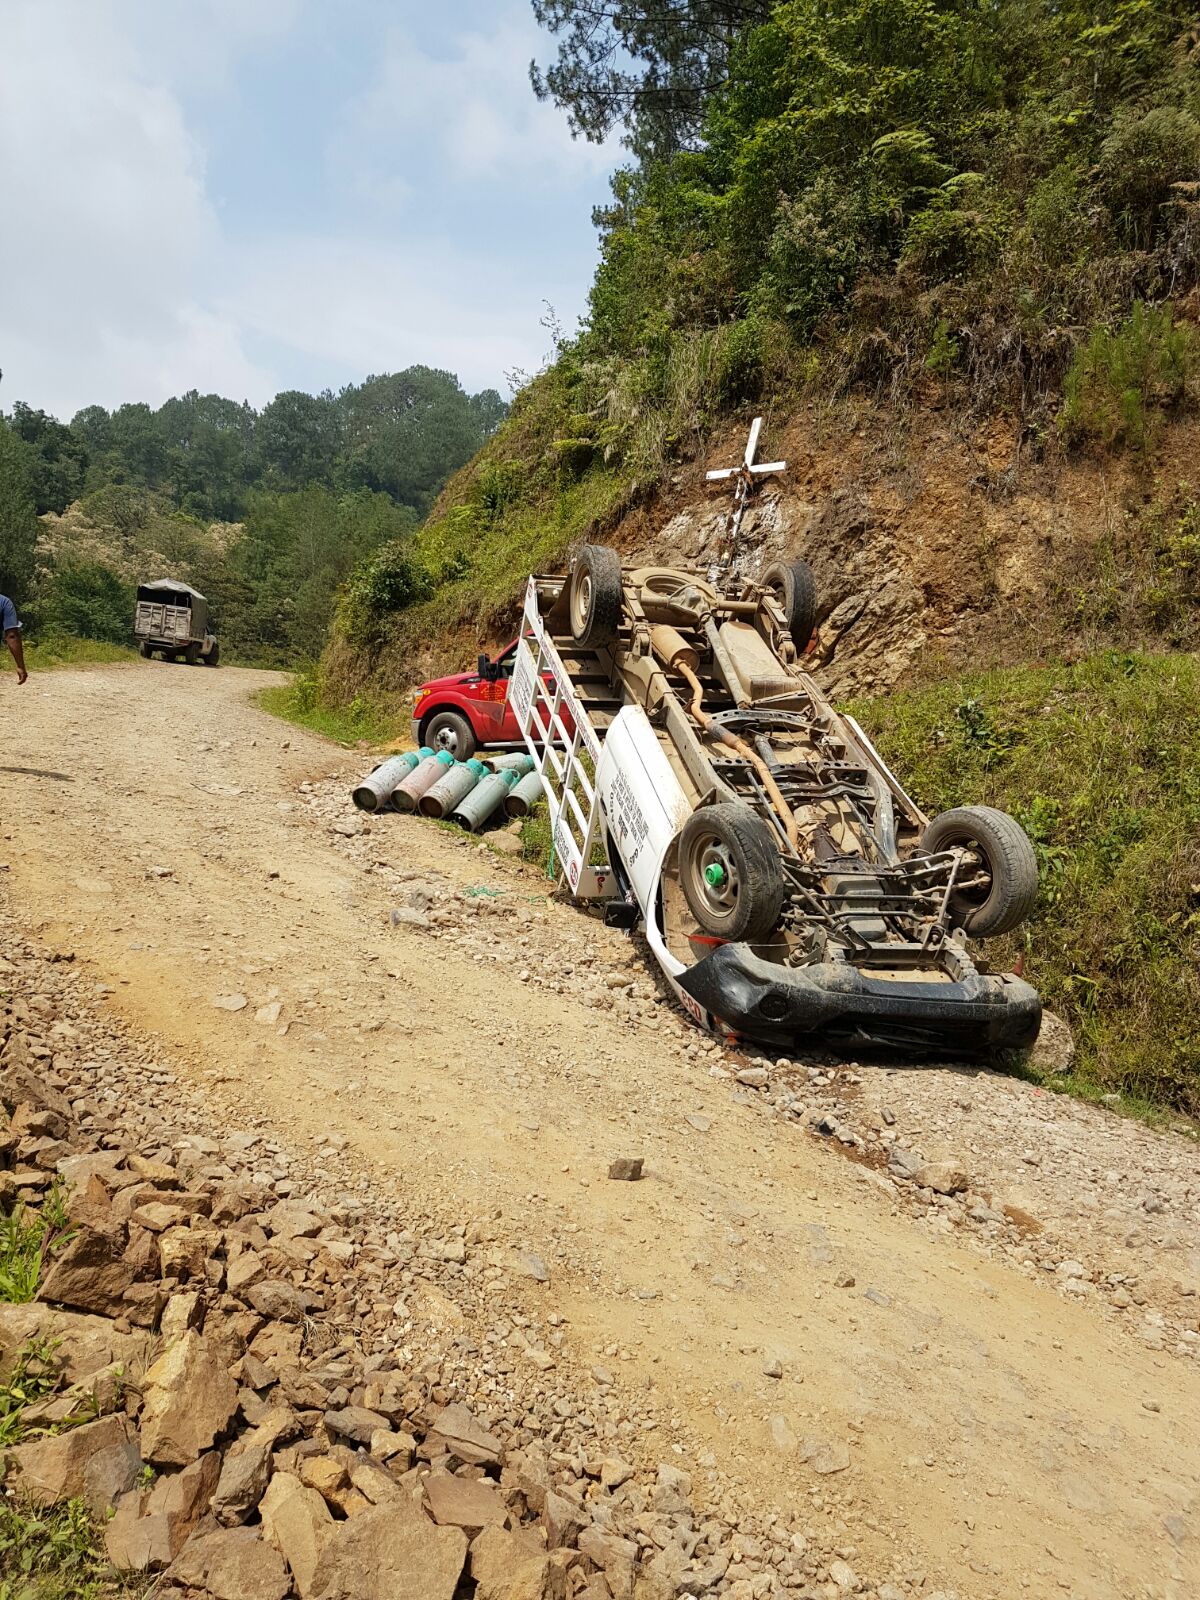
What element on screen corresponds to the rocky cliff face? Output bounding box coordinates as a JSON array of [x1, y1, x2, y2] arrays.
[[597, 406, 1200, 699]]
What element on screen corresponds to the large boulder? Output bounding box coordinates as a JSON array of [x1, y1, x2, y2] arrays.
[[3, 1413, 129, 1506], [0, 1303, 149, 1386], [472, 1524, 567, 1600], [105, 1452, 221, 1572], [168, 1526, 291, 1600], [38, 1225, 133, 1316], [82, 1437, 143, 1516], [260, 1470, 334, 1597], [425, 1472, 508, 1532], [426, 1402, 503, 1466], [210, 1426, 274, 1525], [139, 1330, 238, 1465], [310, 1495, 467, 1600]]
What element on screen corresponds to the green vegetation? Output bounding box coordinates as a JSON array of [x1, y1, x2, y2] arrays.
[[850, 651, 1200, 1117], [0, 1184, 74, 1305], [325, 1, 1200, 704], [1061, 303, 1197, 452], [14, 370, 503, 525], [581, 0, 1200, 405], [256, 672, 399, 748], [0, 1342, 62, 1450], [0, 369, 506, 668], [23, 638, 138, 671], [0, 1496, 123, 1600]]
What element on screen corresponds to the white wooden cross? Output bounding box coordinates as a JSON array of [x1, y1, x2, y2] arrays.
[[705, 416, 786, 572]]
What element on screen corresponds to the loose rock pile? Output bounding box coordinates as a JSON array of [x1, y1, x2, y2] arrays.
[[714, 1054, 1200, 1357], [1, 934, 922, 1600]]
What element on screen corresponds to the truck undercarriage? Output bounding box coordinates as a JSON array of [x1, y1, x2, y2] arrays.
[[512, 551, 1041, 1058]]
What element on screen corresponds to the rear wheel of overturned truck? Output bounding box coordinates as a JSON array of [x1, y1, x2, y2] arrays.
[[569, 543, 623, 649], [920, 805, 1039, 938], [678, 803, 786, 943], [421, 709, 477, 760], [762, 559, 818, 652]]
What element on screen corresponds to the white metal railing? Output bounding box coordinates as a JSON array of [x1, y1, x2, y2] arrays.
[[510, 578, 612, 899]]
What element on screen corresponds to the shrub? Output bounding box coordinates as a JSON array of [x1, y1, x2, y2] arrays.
[[714, 317, 765, 404], [1098, 107, 1200, 247], [851, 652, 1200, 1116], [338, 540, 432, 648], [756, 180, 865, 332], [34, 560, 133, 644], [900, 176, 1010, 280], [1061, 302, 1197, 451], [549, 438, 595, 481]]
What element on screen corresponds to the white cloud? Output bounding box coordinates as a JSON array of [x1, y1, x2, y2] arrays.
[[333, 14, 617, 208], [0, 0, 272, 416], [220, 232, 560, 396], [0, 1, 611, 419]]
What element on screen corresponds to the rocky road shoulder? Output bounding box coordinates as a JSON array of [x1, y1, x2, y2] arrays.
[[311, 772, 1200, 1366], [2, 917, 927, 1600]]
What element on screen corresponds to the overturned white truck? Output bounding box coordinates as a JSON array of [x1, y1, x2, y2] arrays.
[[511, 548, 1041, 1056]]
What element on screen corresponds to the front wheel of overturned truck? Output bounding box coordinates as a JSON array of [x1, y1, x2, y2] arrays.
[[678, 803, 786, 943], [921, 805, 1039, 938], [762, 559, 818, 652], [569, 543, 623, 649]]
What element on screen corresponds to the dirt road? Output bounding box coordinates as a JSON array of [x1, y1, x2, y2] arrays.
[[3, 661, 1198, 1599]]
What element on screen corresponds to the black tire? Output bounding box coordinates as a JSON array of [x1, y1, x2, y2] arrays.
[[139, 641, 153, 660], [421, 709, 477, 760], [569, 543, 623, 648], [921, 805, 1039, 938], [678, 803, 786, 942], [184, 643, 201, 666], [204, 642, 220, 667], [763, 560, 818, 650]]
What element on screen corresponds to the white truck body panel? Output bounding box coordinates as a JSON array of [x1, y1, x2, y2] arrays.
[[595, 706, 688, 915]]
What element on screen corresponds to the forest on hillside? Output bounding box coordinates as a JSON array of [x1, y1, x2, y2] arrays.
[[337, 0, 1200, 665], [0, 369, 506, 663]]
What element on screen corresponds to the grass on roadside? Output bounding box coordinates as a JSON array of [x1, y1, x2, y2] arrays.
[[257, 665, 404, 748], [23, 637, 138, 671], [849, 649, 1200, 1121], [0, 1183, 74, 1306], [0, 1495, 131, 1600]]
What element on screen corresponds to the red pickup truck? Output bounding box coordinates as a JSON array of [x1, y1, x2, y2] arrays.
[[412, 642, 534, 759]]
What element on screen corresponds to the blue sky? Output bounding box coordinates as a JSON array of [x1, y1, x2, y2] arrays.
[[0, 0, 620, 418]]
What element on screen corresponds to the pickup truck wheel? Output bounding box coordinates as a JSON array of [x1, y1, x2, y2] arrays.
[[422, 709, 477, 760], [184, 643, 201, 666], [678, 804, 785, 943], [921, 805, 1039, 938], [569, 544, 623, 648], [763, 560, 818, 651], [204, 642, 220, 667], [139, 641, 153, 659]]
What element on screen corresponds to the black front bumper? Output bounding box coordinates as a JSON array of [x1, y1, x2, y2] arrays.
[[677, 942, 1042, 1056]]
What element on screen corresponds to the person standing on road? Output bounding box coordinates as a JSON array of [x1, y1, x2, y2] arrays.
[[1, 592, 28, 684]]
